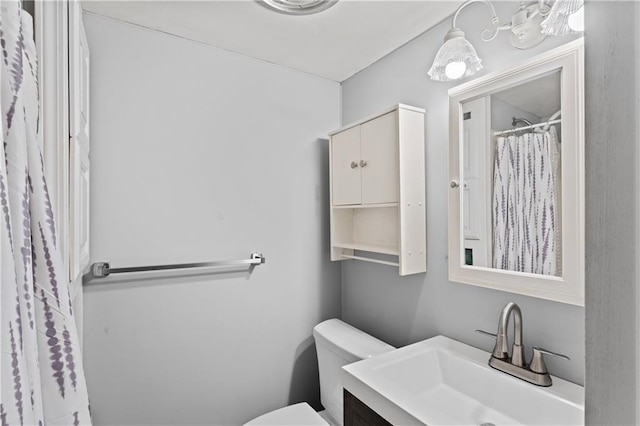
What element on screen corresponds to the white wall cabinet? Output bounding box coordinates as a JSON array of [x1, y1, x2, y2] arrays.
[[329, 104, 426, 276]]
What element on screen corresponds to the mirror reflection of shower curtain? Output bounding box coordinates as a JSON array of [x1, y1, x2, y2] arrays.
[[492, 127, 561, 276]]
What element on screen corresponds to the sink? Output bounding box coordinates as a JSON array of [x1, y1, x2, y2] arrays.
[[342, 335, 584, 425]]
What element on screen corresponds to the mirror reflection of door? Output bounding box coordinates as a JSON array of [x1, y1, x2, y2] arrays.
[[462, 98, 491, 268], [462, 70, 562, 277]]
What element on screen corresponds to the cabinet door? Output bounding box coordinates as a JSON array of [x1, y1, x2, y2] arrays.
[[69, 0, 90, 280], [360, 112, 399, 205], [344, 389, 392, 426], [332, 126, 362, 205]]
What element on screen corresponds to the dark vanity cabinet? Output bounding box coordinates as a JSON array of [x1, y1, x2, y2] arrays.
[[343, 389, 392, 426]]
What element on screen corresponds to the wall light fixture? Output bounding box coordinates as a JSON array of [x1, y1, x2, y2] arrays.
[[428, 0, 584, 82]]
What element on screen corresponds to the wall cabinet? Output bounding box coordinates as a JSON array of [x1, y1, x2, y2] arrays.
[[332, 112, 398, 206], [329, 104, 426, 276]]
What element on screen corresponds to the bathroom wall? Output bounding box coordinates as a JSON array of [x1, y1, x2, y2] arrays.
[[341, 2, 586, 385], [584, 2, 639, 424], [491, 98, 542, 133], [83, 12, 341, 425]]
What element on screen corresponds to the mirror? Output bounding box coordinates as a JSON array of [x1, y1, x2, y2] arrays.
[[463, 71, 562, 275], [448, 39, 584, 306]]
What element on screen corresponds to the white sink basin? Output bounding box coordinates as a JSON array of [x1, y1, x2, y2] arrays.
[[342, 335, 584, 425]]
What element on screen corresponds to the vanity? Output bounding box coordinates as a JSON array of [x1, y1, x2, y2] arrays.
[[342, 335, 584, 426]]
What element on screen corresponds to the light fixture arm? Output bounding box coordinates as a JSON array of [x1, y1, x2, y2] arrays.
[[429, 0, 582, 82], [451, 0, 509, 42], [537, 0, 553, 16]]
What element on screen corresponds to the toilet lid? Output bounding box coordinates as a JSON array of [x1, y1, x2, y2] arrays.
[[244, 402, 329, 426]]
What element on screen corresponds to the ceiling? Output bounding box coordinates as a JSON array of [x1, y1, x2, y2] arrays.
[[81, 0, 461, 82], [493, 72, 561, 118]]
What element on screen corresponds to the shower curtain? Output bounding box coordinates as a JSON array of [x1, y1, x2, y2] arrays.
[[0, 2, 91, 424], [492, 127, 560, 276]]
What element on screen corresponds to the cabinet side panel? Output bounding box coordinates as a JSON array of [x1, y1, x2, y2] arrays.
[[398, 109, 426, 275], [329, 137, 337, 260]]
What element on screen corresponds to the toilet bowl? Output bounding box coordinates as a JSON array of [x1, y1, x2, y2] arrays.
[[244, 319, 394, 426]]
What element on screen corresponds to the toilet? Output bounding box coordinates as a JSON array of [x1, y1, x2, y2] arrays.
[[245, 319, 395, 425]]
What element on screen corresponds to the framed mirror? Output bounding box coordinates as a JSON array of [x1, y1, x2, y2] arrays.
[[448, 39, 584, 306]]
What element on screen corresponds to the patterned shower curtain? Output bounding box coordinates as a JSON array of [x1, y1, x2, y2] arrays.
[[492, 127, 560, 276], [0, 2, 91, 424]]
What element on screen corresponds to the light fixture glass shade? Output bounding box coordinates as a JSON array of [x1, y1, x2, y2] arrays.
[[541, 0, 584, 36], [567, 5, 584, 32], [428, 28, 483, 82]]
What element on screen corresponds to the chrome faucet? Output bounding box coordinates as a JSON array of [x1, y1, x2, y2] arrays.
[[476, 302, 569, 387], [492, 302, 525, 366]]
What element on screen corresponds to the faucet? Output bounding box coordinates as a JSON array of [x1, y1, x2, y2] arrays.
[[492, 302, 525, 366], [476, 302, 569, 387]]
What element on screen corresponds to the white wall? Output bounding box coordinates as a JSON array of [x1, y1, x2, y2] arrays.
[[491, 98, 542, 133], [341, 2, 585, 385], [83, 12, 341, 425]]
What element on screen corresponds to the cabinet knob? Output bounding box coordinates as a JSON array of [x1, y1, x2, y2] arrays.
[[359, 160, 368, 168], [450, 180, 460, 188], [350, 161, 358, 169]]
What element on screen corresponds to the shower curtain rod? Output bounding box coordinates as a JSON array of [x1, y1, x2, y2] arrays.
[[89, 252, 266, 279], [493, 118, 562, 136]]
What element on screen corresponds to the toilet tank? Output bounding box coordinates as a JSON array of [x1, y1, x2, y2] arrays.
[[312, 319, 394, 425]]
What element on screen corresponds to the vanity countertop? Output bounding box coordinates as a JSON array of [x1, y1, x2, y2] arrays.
[[342, 335, 585, 426]]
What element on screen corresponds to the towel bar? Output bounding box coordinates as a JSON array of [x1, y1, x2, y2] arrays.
[[90, 252, 265, 278]]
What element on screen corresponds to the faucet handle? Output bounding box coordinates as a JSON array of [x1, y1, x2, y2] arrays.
[[530, 347, 570, 374], [475, 329, 497, 339]]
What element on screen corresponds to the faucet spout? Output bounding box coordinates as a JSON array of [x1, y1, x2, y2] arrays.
[[493, 302, 525, 366]]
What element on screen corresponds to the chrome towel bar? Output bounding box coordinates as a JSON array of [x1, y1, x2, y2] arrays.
[[90, 252, 265, 278]]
